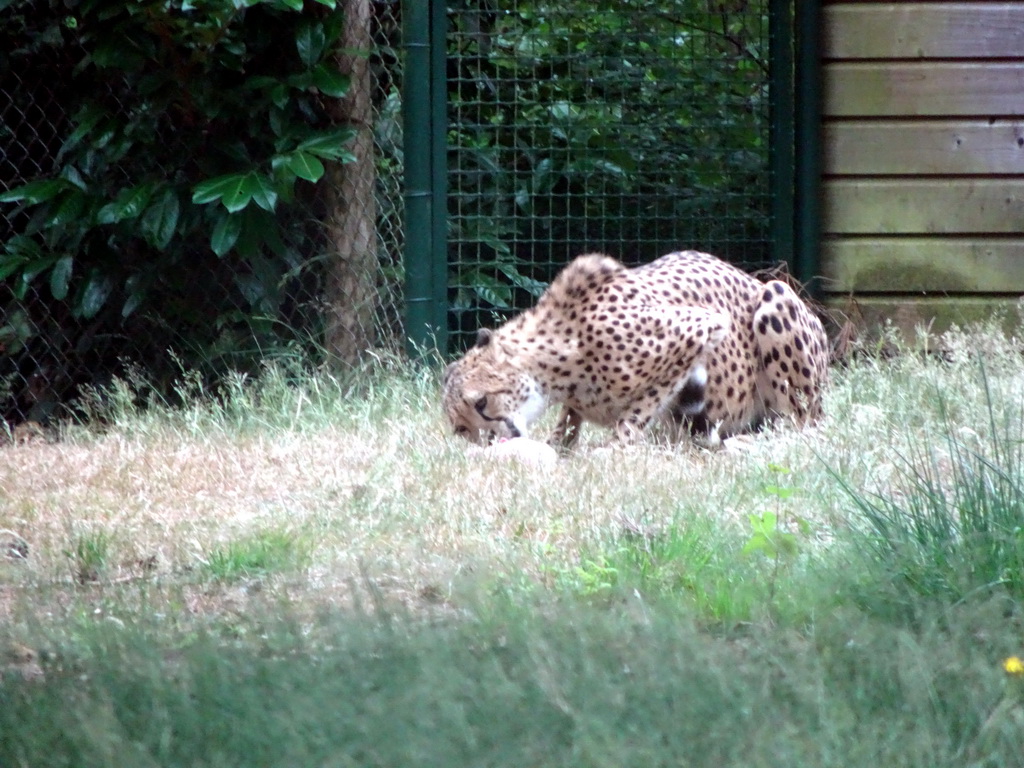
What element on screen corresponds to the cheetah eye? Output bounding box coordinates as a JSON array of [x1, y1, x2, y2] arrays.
[[473, 396, 488, 416]]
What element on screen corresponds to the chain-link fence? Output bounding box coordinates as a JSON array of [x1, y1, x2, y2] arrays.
[[446, 0, 773, 346], [1, 0, 404, 425]]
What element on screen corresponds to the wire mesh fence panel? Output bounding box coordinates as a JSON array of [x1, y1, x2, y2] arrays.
[[0, 0, 404, 427], [446, 0, 772, 346]]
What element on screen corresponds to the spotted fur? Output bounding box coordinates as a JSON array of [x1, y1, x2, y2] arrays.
[[443, 250, 829, 446]]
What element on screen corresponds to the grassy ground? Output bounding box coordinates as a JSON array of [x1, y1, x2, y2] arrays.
[[3, 323, 1024, 766]]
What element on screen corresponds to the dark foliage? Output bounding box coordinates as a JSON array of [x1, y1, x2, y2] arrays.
[[0, 0, 353, 422]]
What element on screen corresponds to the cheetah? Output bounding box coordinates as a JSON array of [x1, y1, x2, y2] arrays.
[[442, 250, 829, 447]]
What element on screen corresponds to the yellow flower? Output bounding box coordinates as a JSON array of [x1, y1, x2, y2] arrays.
[[1003, 656, 1024, 676]]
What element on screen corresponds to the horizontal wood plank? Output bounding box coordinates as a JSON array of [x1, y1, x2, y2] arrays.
[[823, 296, 1023, 338], [824, 63, 1024, 117], [824, 120, 1024, 175], [824, 3, 1024, 59], [824, 179, 1024, 234], [821, 237, 1024, 291]]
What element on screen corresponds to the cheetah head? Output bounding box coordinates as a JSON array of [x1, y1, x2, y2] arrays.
[[442, 329, 547, 444]]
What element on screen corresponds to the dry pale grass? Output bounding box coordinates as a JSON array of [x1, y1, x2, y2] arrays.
[[2, 323, 1024, 626]]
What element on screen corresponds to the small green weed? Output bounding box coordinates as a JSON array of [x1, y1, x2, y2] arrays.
[[571, 556, 619, 595], [203, 529, 311, 581], [64, 530, 113, 584], [742, 464, 811, 603], [559, 513, 808, 625]]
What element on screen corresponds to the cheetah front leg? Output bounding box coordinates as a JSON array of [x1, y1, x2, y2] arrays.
[[614, 395, 668, 443], [549, 406, 584, 450]]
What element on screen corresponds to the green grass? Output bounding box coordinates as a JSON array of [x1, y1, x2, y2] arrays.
[[203, 528, 312, 581], [833, 366, 1024, 616], [2, 596, 1022, 767], [552, 512, 814, 626], [4, 323, 1024, 766], [64, 529, 114, 585]]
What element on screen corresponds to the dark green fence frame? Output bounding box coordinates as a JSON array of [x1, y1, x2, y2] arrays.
[[402, 0, 450, 355], [404, 0, 821, 356]]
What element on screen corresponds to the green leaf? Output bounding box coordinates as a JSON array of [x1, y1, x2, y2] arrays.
[[311, 0, 336, 7], [297, 128, 357, 159], [764, 485, 796, 500], [284, 151, 325, 183], [192, 174, 249, 206], [234, 206, 285, 259], [75, 270, 114, 319], [741, 533, 771, 557], [56, 105, 105, 162], [234, 272, 267, 308], [0, 307, 32, 354], [97, 184, 154, 224], [59, 165, 88, 191], [750, 511, 777, 537], [221, 175, 256, 213], [13, 275, 30, 300], [321, 9, 344, 44], [269, 107, 287, 140], [22, 254, 59, 283], [49, 255, 74, 300], [1, 236, 42, 280], [121, 273, 149, 318], [295, 20, 326, 68], [141, 189, 180, 249], [269, 83, 289, 110], [473, 274, 513, 309], [247, 173, 277, 212], [0, 178, 71, 205], [47, 191, 87, 228], [310, 65, 350, 98], [0, 261, 27, 282], [210, 213, 242, 256], [495, 262, 548, 297]]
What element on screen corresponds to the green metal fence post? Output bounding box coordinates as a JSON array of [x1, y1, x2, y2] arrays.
[[429, 0, 449, 355], [769, 0, 795, 274], [793, 0, 823, 292], [402, 0, 448, 357]]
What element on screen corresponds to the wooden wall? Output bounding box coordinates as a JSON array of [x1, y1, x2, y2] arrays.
[[820, 1, 1024, 331]]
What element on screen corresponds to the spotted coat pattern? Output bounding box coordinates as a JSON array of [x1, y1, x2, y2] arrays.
[[443, 250, 829, 446]]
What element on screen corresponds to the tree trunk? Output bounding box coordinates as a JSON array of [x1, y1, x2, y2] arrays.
[[324, 0, 377, 367]]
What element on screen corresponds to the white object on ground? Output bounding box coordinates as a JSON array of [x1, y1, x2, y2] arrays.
[[482, 437, 559, 469]]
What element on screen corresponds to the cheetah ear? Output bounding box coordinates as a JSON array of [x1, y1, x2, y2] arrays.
[[475, 328, 493, 348]]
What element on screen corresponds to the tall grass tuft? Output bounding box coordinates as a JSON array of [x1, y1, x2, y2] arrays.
[[835, 368, 1024, 608]]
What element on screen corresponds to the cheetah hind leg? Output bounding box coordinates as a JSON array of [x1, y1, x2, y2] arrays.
[[752, 280, 829, 427], [660, 363, 711, 441], [613, 309, 730, 443]]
